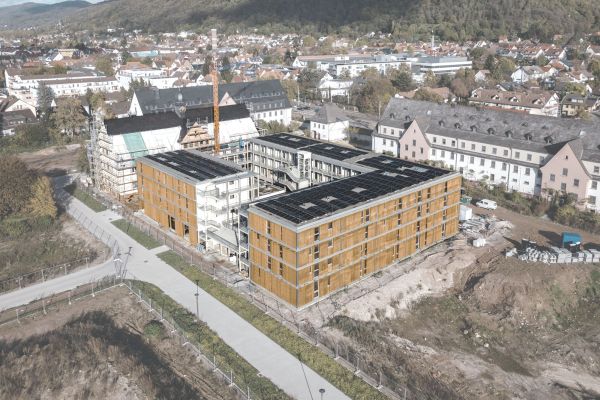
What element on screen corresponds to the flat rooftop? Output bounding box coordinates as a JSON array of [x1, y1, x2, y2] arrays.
[[255, 133, 367, 161], [254, 154, 451, 225], [142, 150, 244, 182]]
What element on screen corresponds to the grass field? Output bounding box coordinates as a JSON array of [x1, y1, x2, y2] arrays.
[[64, 183, 107, 212], [156, 250, 386, 400], [111, 219, 161, 249]]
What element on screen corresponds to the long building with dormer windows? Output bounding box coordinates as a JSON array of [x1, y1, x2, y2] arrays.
[[373, 98, 600, 211]]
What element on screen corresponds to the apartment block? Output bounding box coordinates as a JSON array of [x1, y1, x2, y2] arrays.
[[247, 156, 461, 308], [137, 150, 257, 265], [374, 98, 600, 211]]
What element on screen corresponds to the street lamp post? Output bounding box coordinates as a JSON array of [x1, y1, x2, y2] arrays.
[[319, 388, 325, 400], [194, 279, 200, 319]]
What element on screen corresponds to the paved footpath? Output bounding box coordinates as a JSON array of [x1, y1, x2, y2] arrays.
[[0, 193, 349, 400]]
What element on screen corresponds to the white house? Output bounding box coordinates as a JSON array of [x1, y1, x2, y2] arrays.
[[309, 103, 349, 142], [318, 76, 353, 99]]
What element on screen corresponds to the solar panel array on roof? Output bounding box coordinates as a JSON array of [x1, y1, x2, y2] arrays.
[[307, 143, 367, 160], [255, 165, 451, 224], [357, 155, 448, 178], [256, 133, 367, 160], [144, 150, 242, 182], [256, 134, 319, 149]]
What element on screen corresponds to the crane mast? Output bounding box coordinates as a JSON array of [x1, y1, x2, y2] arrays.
[[211, 67, 220, 155]]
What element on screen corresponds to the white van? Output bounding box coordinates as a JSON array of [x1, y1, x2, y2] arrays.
[[475, 199, 497, 210]]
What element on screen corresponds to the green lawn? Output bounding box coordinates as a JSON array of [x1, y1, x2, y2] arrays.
[[156, 250, 386, 400], [131, 281, 291, 400], [111, 219, 161, 249], [64, 183, 107, 212]]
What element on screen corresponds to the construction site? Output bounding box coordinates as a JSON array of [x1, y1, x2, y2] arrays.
[[80, 58, 600, 398]]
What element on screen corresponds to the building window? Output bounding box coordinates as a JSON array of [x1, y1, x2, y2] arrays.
[[562, 168, 568, 176], [480, 158, 484, 166], [513, 165, 518, 173], [364, 227, 369, 239], [592, 181, 598, 190], [314, 227, 320, 241], [574, 179, 580, 187], [279, 263, 283, 275], [481, 145, 486, 152], [504, 149, 509, 156], [471, 144, 475, 150], [594, 166, 600, 174], [168, 216, 176, 230], [432, 149, 436, 156], [469, 156, 474, 164], [328, 222, 333, 230], [492, 147, 497, 155], [460, 154, 465, 162], [412, 139, 416, 146], [491, 161, 496, 168], [266, 221, 271, 235], [433, 137, 437, 143], [461, 142, 465, 149], [515, 151, 520, 159], [502, 163, 507, 171], [267, 239, 272, 253], [527, 154, 532, 161], [560, 182, 567, 191], [590, 196, 597, 204], [525, 168, 530, 176], [267, 257, 272, 270], [550, 174, 556, 182], [314, 245, 320, 259]]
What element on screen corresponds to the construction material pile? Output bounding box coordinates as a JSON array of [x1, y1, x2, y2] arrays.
[[512, 239, 600, 264]]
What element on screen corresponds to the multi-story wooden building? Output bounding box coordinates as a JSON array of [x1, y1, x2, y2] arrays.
[[137, 149, 258, 267], [246, 153, 461, 308]]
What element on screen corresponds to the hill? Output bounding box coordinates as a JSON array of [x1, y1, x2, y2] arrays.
[[0, 1, 91, 29], [2, 0, 600, 41]]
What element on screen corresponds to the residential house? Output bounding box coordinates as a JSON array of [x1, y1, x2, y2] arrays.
[[310, 103, 349, 141], [468, 88, 559, 117], [560, 94, 600, 117]]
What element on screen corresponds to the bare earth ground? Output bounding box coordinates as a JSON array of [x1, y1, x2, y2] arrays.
[[256, 205, 600, 399], [17, 143, 81, 175], [0, 287, 239, 400]]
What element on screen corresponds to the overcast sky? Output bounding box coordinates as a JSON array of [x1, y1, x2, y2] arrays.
[[0, 0, 104, 7]]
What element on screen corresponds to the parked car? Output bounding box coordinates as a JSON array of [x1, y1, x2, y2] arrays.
[[475, 199, 497, 210]]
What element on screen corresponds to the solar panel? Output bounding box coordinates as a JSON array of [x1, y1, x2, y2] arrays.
[[145, 150, 242, 182]]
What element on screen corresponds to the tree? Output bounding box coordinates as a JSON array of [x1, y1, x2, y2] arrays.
[[450, 78, 469, 99], [413, 88, 444, 102], [27, 176, 57, 220], [281, 79, 299, 102], [50, 98, 87, 139], [284, 49, 294, 65], [121, 51, 132, 65], [351, 77, 395, 114], [536, 55, 549, 67], [37, 82, 54, 120], [303, 36, 316, 48], [202, 55, 213, 76], [423, 71, 437, 87], [389, 67, 415, 91], [77, 144, 90, 173], [14, 123, 50, 147], [141, 57, 153, 66], [96, 55, 114, 76], [484, 55, 496, 71], [0, 156, 36, 218]]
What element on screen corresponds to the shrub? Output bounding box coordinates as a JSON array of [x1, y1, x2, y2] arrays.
[[143, 320, 166, 339], [0, 217, 30, 238]]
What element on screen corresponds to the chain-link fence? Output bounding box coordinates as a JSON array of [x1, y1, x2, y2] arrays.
[[0, 274, 121, 326], [78, 180, 409, 399], [126, 279, 274, 400]]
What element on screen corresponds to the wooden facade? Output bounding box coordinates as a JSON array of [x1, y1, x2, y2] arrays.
[[249, 175, 462, 308], [137, 160, 199, 246]]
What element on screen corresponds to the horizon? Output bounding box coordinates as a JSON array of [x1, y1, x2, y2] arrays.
[[0, 0, 104, 7]]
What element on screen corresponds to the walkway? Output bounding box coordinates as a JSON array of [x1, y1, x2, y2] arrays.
[[0, 191, 349, 400]]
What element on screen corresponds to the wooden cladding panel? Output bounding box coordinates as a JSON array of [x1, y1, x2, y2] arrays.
[[137, 160, 198, 246], [248, 175, 463, 307]]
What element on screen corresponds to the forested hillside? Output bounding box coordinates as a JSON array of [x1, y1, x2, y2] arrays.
[[1, 0, 599, 41], [70, 0, 600, 41], [0, 1, 90, 29]]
